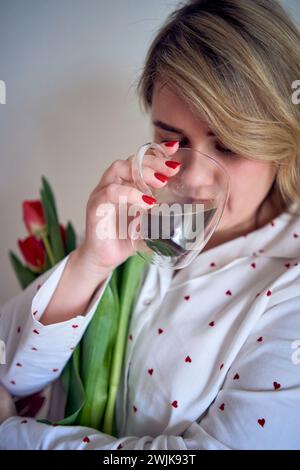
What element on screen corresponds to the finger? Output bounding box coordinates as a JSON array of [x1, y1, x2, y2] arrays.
[[140, 140, 180, 166], [99, 159, 133, 187], [136, 164, 178, 189], [160, 140, 180, 156], [96, 182, 158, 209], [99, 160, 181, 196], [99, 141, 181, 189]]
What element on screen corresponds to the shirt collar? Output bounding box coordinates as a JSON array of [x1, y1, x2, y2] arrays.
[[156, 202, 300, 289]]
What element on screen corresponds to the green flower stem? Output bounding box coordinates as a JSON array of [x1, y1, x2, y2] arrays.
[[102, 291, 130, 435], [102, 256, 147, 435], [41, 234, 56, 267]]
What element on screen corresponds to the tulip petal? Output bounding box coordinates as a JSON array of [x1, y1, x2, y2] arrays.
[[18, 236, 46, 272], [22, 200, 46, 237]]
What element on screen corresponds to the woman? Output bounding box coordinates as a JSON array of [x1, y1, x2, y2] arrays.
[[1, 0, 300, 450]]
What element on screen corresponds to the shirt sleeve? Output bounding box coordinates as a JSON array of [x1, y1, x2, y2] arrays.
[[0, 254, 112, 397], [1, 291, 299, 450]]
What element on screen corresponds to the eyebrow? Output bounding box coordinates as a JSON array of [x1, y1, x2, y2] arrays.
[[153, 120, 215, 137]]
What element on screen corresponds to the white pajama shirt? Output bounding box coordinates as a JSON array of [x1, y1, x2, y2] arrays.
[[1, 204, 300, 450]]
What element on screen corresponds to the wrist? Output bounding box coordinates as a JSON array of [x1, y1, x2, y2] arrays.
[[73, 245, 115, 280]]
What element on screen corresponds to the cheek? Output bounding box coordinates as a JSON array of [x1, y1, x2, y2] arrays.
[[225, 161, 275, 207]]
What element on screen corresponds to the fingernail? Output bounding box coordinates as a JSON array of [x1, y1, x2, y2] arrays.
[[163, 141, 178, 147], [142, 194, 157, 205], [154, 172, 168, 183], [165, 160, 181, 169]]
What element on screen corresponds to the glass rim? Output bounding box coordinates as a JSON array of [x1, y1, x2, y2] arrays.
[[146, 142, 231, 192]]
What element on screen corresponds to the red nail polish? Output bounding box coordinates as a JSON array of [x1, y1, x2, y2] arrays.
[[142, 194, 157, 205], [163, 141, 178, 147], [154, 172, 168, 183], [165, 160, 181, 169]]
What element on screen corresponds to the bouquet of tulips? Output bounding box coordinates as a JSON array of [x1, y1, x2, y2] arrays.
[[9, 177, 76, 288], [9, 176, 148, 436]]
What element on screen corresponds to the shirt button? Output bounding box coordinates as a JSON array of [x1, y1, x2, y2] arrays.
[[143, 298, 152, 306]]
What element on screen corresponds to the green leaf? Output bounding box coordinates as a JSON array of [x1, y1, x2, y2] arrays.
[[65, 222, 76, 253], [41, 176, 59, 223], [9, 251, 38, 289], [77, 272, 120, 429], [102, 254, 148, 435], [57, 345, 85, 425], [40, 187, 65, 262], [55, 255, 149, 433], [60, 356, 71, 398]]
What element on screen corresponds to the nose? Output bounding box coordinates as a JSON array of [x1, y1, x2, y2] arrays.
[[176, 147, 219, 200]]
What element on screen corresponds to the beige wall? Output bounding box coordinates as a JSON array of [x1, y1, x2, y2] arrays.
[[0, 0, 181, 303], [0, 0, 299, 304]]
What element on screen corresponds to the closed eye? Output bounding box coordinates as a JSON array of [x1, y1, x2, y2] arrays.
[[158, 136, 235, 155], [214, 141, 234, 154], [159, 137, 189, 147]]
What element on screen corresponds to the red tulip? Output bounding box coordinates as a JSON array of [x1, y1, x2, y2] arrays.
[[18, 236, 46, 272], [22, 200, 47, 238]]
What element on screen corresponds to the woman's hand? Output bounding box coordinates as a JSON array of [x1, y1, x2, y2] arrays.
[[78, 141, 180, 273], [40, 141, 180, 325]]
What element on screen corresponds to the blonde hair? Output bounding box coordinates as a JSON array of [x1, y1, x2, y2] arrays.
[[137, 0, 300, 216]]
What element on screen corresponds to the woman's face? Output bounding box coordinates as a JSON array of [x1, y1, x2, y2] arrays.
[[151, 81, 277, 235]]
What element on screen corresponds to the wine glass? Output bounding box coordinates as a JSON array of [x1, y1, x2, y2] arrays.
[[129, 142, 230, 269]]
